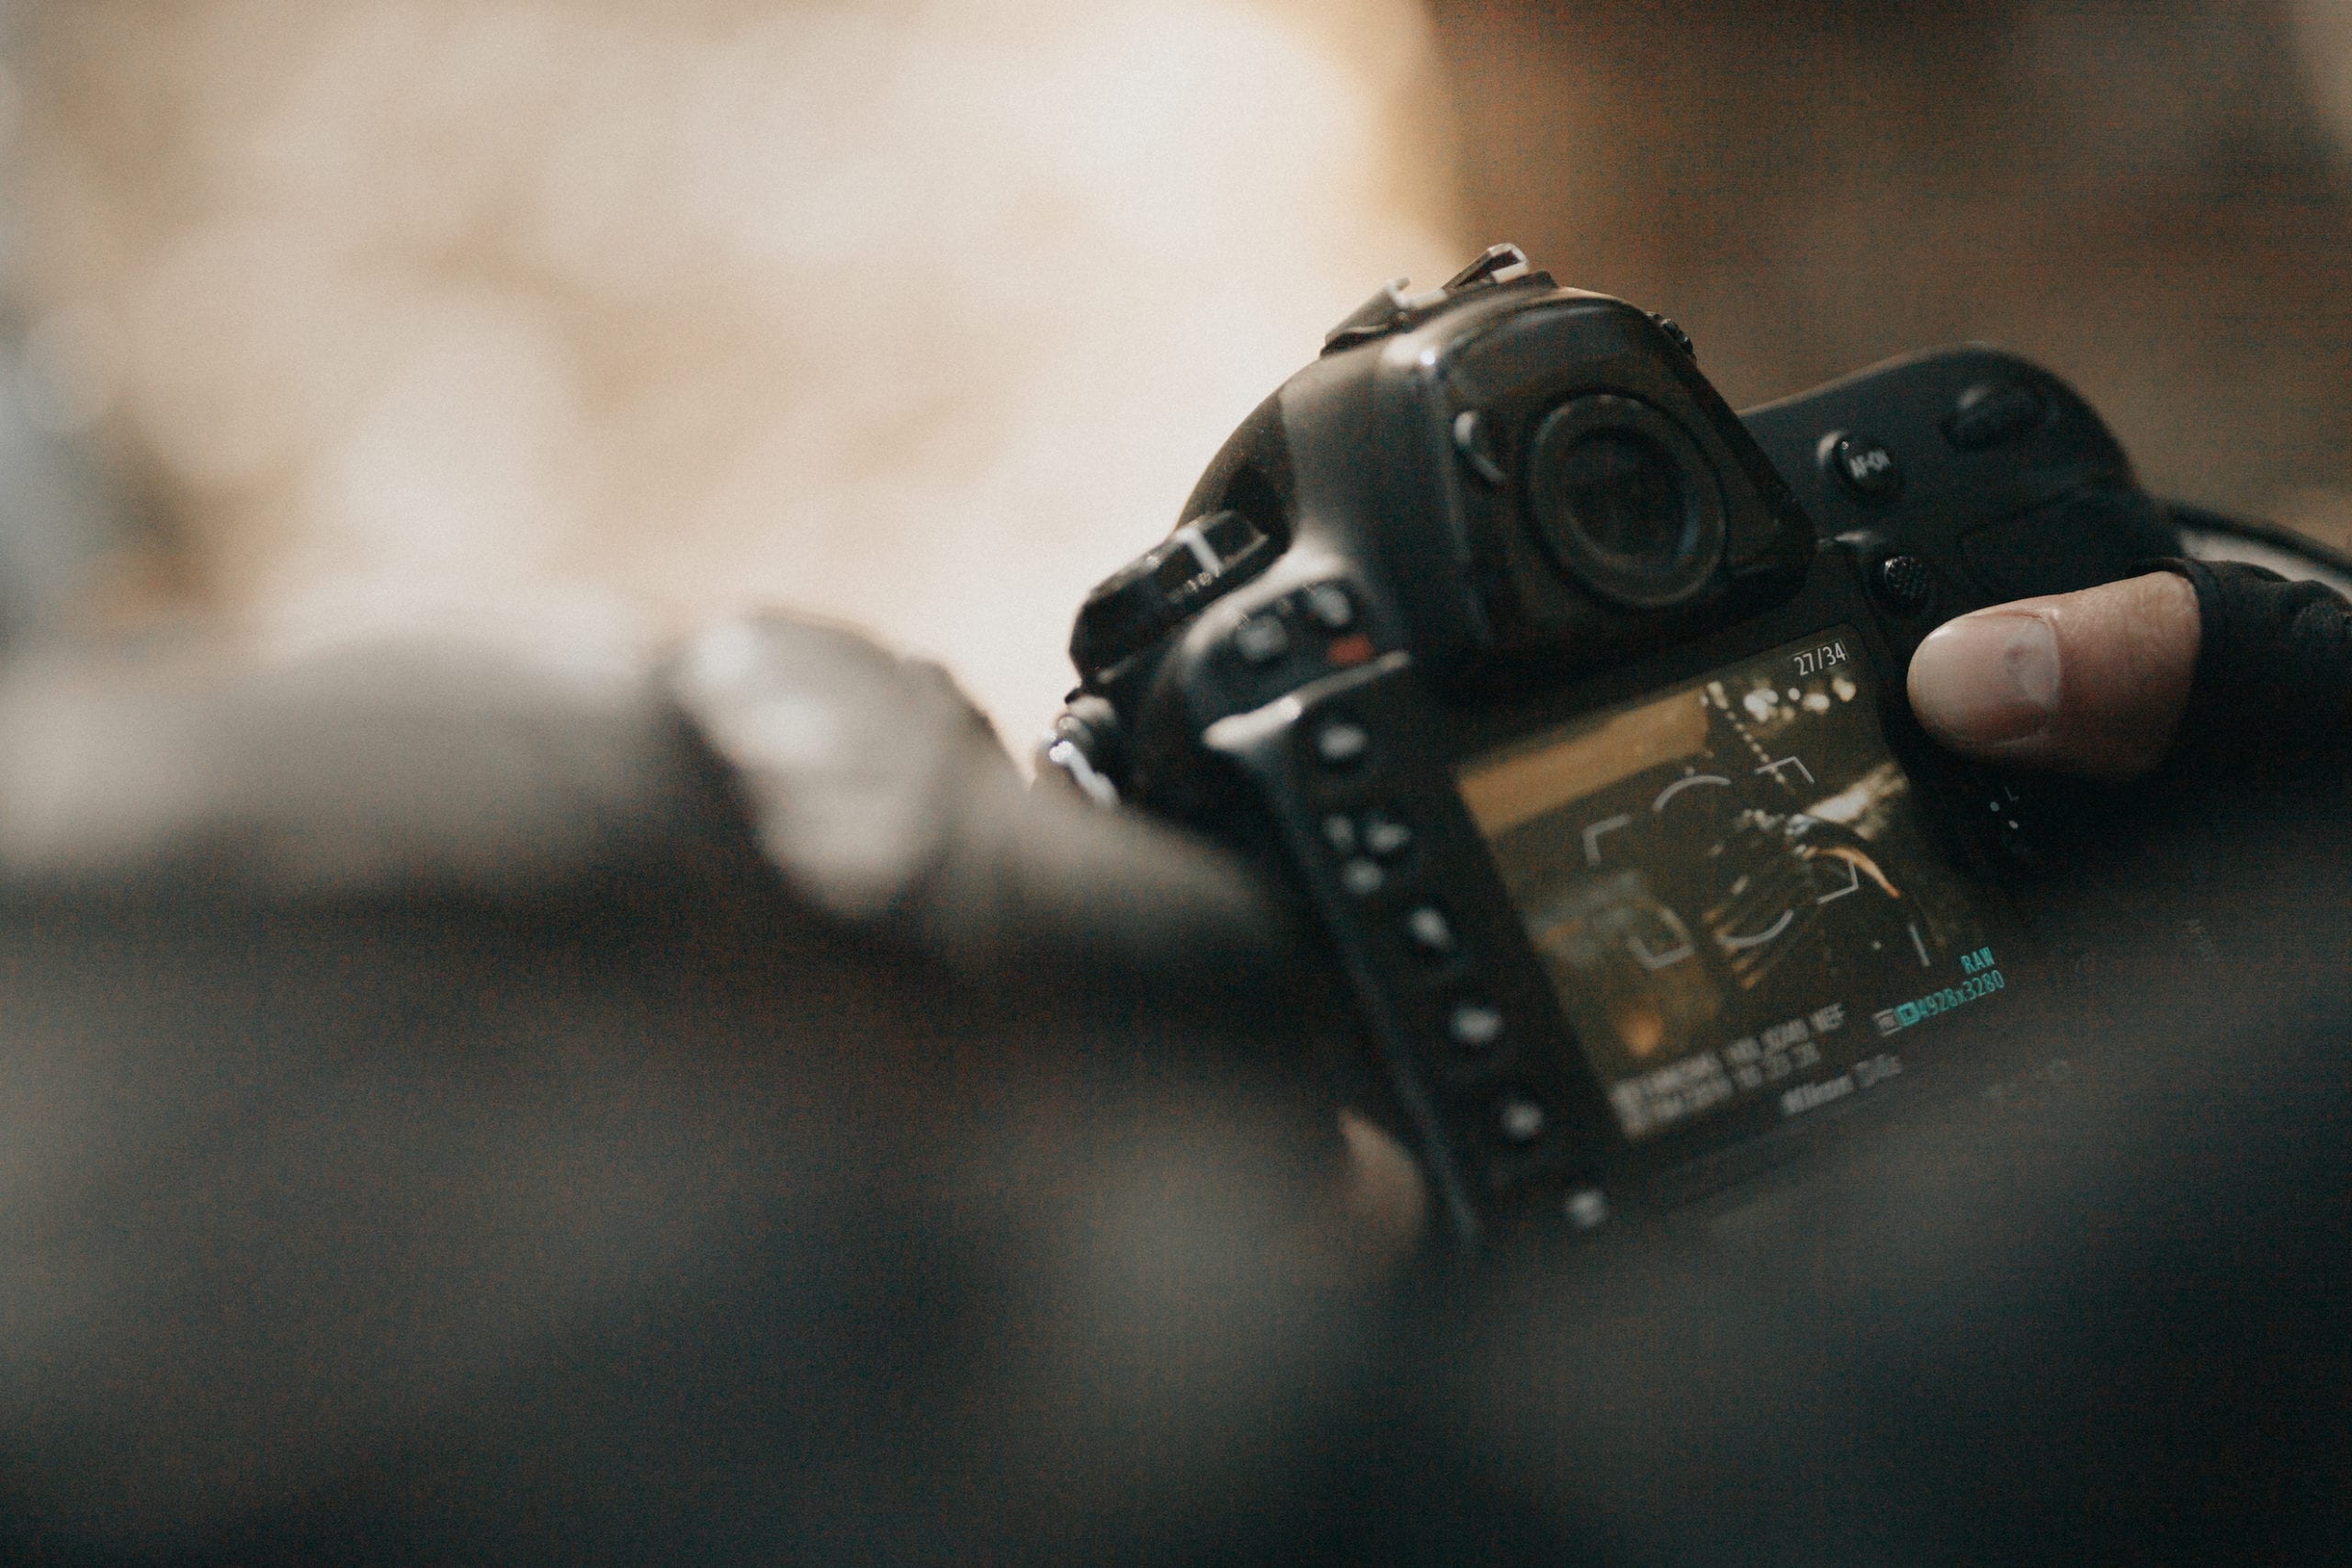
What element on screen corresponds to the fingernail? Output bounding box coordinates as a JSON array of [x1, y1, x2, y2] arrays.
[[1909, 613, 2060, 749]]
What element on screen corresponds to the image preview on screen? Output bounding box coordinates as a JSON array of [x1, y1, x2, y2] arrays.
[[1456, 629, 2006, 1143]]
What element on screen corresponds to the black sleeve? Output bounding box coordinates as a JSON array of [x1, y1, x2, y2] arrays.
[[2157, 557, 2352, 771], [0, 626, 1346, 1564]]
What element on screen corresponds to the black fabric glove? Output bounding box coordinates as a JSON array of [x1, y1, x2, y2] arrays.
[[2163, 556, 2352, 770]]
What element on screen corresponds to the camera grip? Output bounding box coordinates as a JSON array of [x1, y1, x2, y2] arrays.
[[1740, 347, 2179, 631]]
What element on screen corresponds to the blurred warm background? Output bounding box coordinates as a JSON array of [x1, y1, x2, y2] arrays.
[[1435, 0, 2352, 529], [4, 0, 2350, 748]]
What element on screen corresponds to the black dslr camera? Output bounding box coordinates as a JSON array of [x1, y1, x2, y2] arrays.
[[1050, 245, 2177, 1249]]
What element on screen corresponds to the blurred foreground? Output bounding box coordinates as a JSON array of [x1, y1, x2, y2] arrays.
[[0, 606, 2344, 1563]]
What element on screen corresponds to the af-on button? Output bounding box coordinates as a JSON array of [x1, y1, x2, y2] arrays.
[[1824, 432, 1903, 501]]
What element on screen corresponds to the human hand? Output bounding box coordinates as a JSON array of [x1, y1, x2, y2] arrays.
[[1909, 558, 2352, 780], [1905, 570, 2201, 779]]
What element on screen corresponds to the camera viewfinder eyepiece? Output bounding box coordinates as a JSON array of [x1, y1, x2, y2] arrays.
[[1524, 393, 1726, 608]]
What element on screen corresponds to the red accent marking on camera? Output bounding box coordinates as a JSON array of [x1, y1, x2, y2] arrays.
[[1327, 634, 1376, 668]]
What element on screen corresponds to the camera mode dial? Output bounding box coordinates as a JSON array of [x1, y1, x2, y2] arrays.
[[1070, 509, 1271, 682]]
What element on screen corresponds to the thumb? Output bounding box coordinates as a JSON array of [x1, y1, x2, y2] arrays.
[[1906, 570, 2200, 780]]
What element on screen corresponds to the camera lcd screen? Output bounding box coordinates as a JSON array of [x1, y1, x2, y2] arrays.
[[1456, 627, 2007, 1144]]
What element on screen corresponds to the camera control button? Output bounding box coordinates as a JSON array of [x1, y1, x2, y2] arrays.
[[1871, 554, 1935, 616], [1232, 614, 1291, 664], [1404, 906, 1458, 960], [1452, 410, 1508, 487], [1361, 812, 1415, 863], [1319, 813, 1359, 857], [1981, 779, 2047, 872], [1942, 382, 2045, 451], [1311, 718, 1372, 769], [1300, 582, 1356, 632], [1448, 1000, 1505, 1051], [1495, 1094, 1548, 1145], [1565, 1187, 1611, 1232], [1826, 433, 1903, 501], [1339, 858, 1386, 898]]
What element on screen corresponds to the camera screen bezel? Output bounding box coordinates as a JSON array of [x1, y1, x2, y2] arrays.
[[1421, 543, 2052, 1213]]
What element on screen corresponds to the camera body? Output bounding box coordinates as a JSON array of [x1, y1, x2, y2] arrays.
[[1052, 247, 2178, 1249]]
